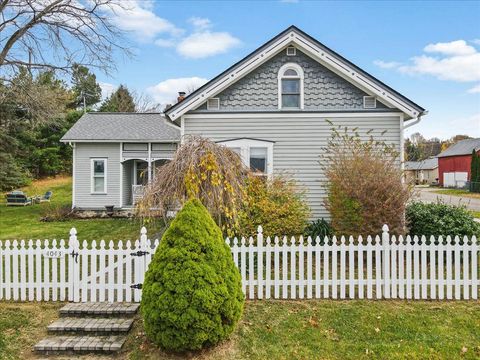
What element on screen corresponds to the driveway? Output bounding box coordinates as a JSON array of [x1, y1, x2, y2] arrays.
[[413, 187, 480, 212]]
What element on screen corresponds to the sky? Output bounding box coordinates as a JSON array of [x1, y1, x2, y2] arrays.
[[97, 0, 480, 140]]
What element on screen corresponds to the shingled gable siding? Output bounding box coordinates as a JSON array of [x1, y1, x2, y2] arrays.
[[194, 49, 388, 111], [74, 143, 121, 209], [183, 114, 401, 219]]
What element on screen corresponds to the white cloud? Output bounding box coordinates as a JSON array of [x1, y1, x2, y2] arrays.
[[108, 0, 183, 41], [188, 17, 212, 30], [398, 53, 480, 82], [472, 39, 480, 45], [373, 60, 402, 69], [424, 40, 476, 56], [374, 39, 480, 90], [154, 38, 175, 48], [147, 77, 208, 105], [468, 84, 480, 93], [99, 82, 116, 100], [177, 31, 241, 59]]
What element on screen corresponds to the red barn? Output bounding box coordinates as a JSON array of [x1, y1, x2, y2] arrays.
[[437, 138, 480, 187]]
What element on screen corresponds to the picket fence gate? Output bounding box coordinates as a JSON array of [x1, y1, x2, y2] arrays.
[[0, 225, 478, 302]]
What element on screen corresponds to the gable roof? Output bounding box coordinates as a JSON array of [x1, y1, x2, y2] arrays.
[[437, 138, 480, 158], [61, 113, 180, 142], [165, 25, 426, 122], [404, 157, 438, 170]]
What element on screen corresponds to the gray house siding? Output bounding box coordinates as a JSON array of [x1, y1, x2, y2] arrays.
[[183, 113, 401, 219], [194, 49, 388, 112], [74, 143, 121, 209]]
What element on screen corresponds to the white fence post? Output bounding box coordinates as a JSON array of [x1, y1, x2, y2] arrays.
[[68, 228, 79, 302], [382, 224, 390, 299], [257, 226, 263, 300]]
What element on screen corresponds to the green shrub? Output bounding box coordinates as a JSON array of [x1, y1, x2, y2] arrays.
[[141, 199, 244, 352], [406, 201, 480, 237], [238, 175, 310, 237], [305, 218, 333, 240]]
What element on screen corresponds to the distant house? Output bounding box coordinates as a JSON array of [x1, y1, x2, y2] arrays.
[[437, 138, 480, 188], [404, 158, 438, 185], [62, 26, 426, 218]]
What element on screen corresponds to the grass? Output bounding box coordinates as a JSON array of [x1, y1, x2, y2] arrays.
[[470, 211, 480, 219], [0, 300, 478, 360], [432, 188, 480, 199], [0, 177, 164, 241]]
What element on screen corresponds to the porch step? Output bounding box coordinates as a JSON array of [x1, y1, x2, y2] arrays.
[[35, 302, 139, 354], [59, 302, 139, 317], [48, 317, 134, 334], [34, 335, 127, 353]]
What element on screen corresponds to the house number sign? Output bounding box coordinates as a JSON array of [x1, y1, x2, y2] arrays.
[[43, 250, 65, 258]]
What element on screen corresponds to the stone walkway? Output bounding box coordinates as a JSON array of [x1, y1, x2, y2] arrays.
[[34, 303, 139, 355]]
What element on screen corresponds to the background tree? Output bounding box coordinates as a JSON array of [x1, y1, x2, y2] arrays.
[[471, 149, 480, 193], [99, 85, 136, 112], [0, 0, 129, 78], [71, 64, 102, 109]]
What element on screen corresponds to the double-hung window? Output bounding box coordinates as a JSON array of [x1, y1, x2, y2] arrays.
[[91, 158, 107, 193], [218, 139, 273, 176], [278, 63, 304, 110]]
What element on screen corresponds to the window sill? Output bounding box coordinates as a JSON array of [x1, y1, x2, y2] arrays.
[[91, 192, 107, 195]]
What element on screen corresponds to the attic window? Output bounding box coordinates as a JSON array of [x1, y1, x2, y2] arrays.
[[363, 96, 377, 109], [286, 46, 296, 56], [278, 63, 304, 109], [207, 98, 220, 110]]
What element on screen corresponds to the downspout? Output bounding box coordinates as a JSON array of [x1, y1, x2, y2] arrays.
[[400, 111, 428, 181]]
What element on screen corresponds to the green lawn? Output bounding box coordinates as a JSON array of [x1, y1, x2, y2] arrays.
[[0, 300, 478, 360], [433, 188, 480, 199], [0, 177, 163, 241]]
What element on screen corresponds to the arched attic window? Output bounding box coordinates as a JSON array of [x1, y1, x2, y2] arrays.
[[278, 63, 304, 110]]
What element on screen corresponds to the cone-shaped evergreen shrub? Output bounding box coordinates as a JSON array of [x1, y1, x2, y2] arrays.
[[141, 199, 244, 352]]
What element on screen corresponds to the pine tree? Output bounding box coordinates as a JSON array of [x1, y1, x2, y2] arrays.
[[141, 199, 244, 352], [98, 85, 136, 112], [71, 64, 102, 108], [471, 149, 480, 193]]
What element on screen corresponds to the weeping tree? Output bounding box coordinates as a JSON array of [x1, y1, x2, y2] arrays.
[[137, 136, 249, 235]]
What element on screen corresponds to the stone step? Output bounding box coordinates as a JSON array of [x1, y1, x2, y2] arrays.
[[59, 302, 139, 317], [48, 317, 134, 334], [34, 335, 127, 353]]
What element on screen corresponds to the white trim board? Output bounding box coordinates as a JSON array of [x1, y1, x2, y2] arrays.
[[166, 28, 424, 121], [184, 112, 403, 119]]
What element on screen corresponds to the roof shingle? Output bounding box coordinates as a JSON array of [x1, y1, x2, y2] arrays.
[[61, 113, 180, 142]]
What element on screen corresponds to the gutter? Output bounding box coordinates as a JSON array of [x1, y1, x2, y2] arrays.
[[403, 110, 428, 130]]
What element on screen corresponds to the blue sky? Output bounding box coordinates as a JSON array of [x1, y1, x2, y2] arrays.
[[98, 0, 480, 140]]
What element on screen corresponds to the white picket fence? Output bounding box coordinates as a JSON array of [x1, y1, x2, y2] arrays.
[[0, 225, 478, 302]]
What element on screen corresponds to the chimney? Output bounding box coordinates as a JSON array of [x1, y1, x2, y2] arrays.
[[177, 91, 186, 103]]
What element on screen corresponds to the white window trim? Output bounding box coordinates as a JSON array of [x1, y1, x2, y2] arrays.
[[278, 62, 304, 110], [90, 158, 107, 194], [218, 139, 273, 176]]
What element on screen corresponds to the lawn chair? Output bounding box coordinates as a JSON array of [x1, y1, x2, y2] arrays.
[[5, 191, 32, 206], [38, 190, 53, 203]]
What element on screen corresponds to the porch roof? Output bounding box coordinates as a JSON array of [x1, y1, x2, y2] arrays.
[[61, 113, 180, 142]]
